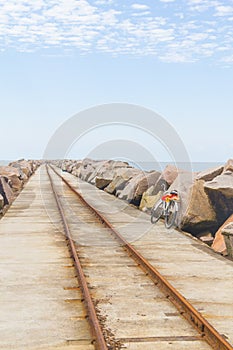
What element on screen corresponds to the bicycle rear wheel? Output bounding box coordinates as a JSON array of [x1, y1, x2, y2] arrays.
[[165, 200, 178, 229], [151, 200, 163, 224]]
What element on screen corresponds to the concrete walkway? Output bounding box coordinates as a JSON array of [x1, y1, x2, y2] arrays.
[[60, 168, 233, 348], [0, 167, 94, 350]]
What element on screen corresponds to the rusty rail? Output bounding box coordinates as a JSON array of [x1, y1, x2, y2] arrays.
[[49, 164, 233, 350], [46, 165, 108, 350]]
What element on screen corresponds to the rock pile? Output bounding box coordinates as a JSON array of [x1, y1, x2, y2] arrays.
[[0, 159, 40, 212], [55, 158, 233, 256]]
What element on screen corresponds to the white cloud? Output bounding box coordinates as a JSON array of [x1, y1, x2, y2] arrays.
[[0, 0, 232, 65], [222, 55, 233, 62], [215, 5, 233, 16], [94, 0, 114, 4], [132, 11, 150, 17], [131, 4, 150, 10]]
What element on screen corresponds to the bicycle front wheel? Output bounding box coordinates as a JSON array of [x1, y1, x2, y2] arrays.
[[165, 200, 178, 229], [151, 200, 163, 224]]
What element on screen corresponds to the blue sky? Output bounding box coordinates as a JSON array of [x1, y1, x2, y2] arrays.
[[0, 0, 233, 162]]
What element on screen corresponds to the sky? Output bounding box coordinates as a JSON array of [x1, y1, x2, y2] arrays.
[[0, 0, 233, 163]]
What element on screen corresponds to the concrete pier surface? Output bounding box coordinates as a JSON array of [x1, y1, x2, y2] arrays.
[[1, 164, 233, 350], [0, 167, 94, 350], [60, 167, 233, 348]]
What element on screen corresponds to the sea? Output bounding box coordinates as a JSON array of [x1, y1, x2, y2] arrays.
[[0, 159, 224, 173], [0, 160, 11, 166], [129, 161, 223, 173]]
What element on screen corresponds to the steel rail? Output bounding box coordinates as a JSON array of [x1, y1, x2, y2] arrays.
[[50, 164, 233, 350], [46, 165, 108, 350]]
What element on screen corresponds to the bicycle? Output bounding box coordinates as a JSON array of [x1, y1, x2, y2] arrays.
[[151, 189, 179, 229]]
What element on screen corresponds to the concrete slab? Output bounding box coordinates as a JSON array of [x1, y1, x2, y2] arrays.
[[59, 168, 233, 348], [0, 167, 93, 350], [51, 168, 212, 350]]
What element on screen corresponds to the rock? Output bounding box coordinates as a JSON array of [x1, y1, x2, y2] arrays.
[[62, 160, 81, 174], [0, 176, 14, 205], [196, 165, 224, 182], [61, 160, 74, 172], [160, 164, 180, 185], [181, 179, 217, 233], [9, 159, 33, 179], [7, 163, 27, 181], [88, 160, 131, 185], [195, 231, 214, 246], [95, 177, 112, 190], [169, 174, 217, 233], [18, 159, 33, 177], [0, 166, 23, 191], [0, 194, 4, 210], [71, 161, 82, 176], [224, 159, 233, 172], [222, 223, 233, 258], [211, 214, 233, 255], [105, 168, 141, 195], [139, 190, 163, 212], [117, 170, 161, 206], [138, 175, 169, 213], [204, 172, 233, 225], [28, 160, 39, 172], [78, 160, 97, 182], [204, 171, 233, 197], [66, 163, 76, 173], [134, 171, 161, 199], [87, 160, 114, 184]]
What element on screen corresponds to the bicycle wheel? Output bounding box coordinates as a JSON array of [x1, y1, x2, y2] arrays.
[[165, 200, 178, 229], [151, 200, 163, 224]]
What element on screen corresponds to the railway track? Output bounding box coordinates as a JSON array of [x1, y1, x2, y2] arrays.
[[46, 163, 233, 350]]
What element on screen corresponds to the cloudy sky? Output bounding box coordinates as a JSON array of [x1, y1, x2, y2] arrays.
[[0, 0, 233, 162]]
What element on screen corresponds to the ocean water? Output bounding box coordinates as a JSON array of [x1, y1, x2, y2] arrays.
[[133, 161, 224, 173], [0, 160, 11, 166], [0, 159, 224, 173]]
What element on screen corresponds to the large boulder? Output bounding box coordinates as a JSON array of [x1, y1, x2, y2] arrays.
[[28, 160, 41, 172], [7, 163, 27, 181], [117, 171, 161, 206], [95, 177, 113, 190], [134, 171, 161, 200], [211, 214, 233, 255], [89, 160, 131, 185], [224, 159, 233, 172], [0, 194, 4, 210], [139, 187, 163, 212], [139, 176, 171, 213], [0, 176, 14, 205], [105, 168, 141, 195], [0, 166, 23, 191], [18, 159, 33, 177], [196, 165, 224, 182], [204, 171, 233, 226], [160, 164, 180, 185], [77, 159, 98, 182], [169, 173, 217, 233], [222, 223, 233, 258], [87, 160, 114, 184], [9, 159, 33, 179], [181, 179, 217, 233], [61, 160, 75, 172], [71, 161, 82, 176]]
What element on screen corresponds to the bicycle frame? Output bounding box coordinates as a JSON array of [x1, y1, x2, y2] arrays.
[[151, 191, 179, 228]]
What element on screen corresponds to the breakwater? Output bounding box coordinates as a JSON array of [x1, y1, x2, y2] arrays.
[[0, 159, 41, 215], [53, 158, 233, 256]]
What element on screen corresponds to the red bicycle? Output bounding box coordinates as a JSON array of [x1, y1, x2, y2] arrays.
[[151, 189, 179, 229]]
